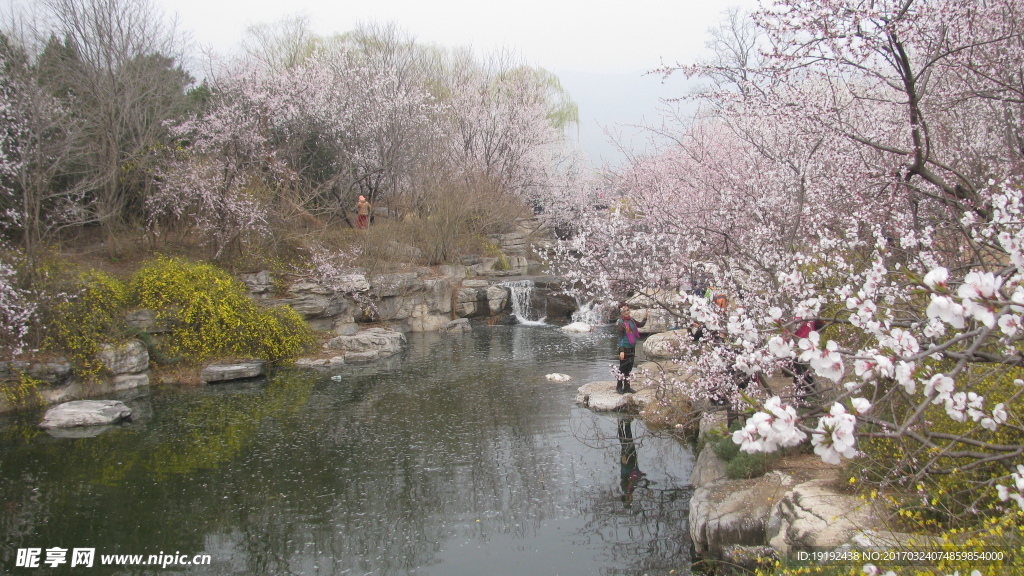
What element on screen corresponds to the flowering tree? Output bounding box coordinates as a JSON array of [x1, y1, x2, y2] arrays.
[[548, 0, 1024, 525]]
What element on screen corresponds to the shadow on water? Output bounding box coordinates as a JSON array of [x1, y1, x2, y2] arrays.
[[0, 326, 695, 576]]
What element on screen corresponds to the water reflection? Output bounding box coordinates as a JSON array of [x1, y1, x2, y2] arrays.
[[0, 327, 694, 575], [618, 418, 649, 508]]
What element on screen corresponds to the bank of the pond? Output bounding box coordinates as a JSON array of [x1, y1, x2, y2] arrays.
[[1, 325, 698, 576]]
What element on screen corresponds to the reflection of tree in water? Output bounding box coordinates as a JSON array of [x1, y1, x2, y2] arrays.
[[573, 416, 695, 576]]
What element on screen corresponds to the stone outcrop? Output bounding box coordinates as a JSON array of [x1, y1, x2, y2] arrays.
[[38, 399, 132, 429], [688, 447, 888, 569], [201, 361, 266, 383], [441, 318, 472, 333], [0, 359, 73, 386], [642, 330, 690, 358], [767, 478, 879, 556], [98, 339, 150, 375], [575, 380, 658, 412], [325, 327, 407, 363]]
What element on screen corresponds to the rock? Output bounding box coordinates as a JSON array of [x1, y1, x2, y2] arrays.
[[345, 350, 380, 363], [124, 309, 158, 330], [408, 304, 451, 332], [690, 444, 729, 487], [575, 381, 636, 411], [767, 478, 879, 556], [97, 339, 149, 375], [240, 270, 274, 295], [0, 360, 73, 385], [371, 273, 421, 298], [560, 322, 592, 332], [545, 373, 572, 382], [544, 292, 577, 319], [690, 470, 794, 559], [326, 328, 406, 357], [385, 240, 424, 262], [39, 400, 132, 429], [633, 307, 677, 334], [200, 361, 266, 383], [721, 545, 778, 573], [642, 330, 690, 358], [486, 285, 509, 315], [112, 373, 150, 391], [441, 318, 472, 333], [294, 356, 346, 368]]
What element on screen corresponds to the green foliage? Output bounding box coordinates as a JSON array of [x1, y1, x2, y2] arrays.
[[47, 271, 130, 374], [706, 427, 770, 480], [42, 258, 314, 372], [857, 365, 1024, 529], [0, 372, 44, 410], [130, 257, 315, 363]]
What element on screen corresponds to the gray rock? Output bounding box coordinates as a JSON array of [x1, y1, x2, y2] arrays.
[[767, 478, 879, 556], [326, 327, 406, 357], [97, 339, 149, 375], [690, 471, 794, 559], [441, 318, 472, 333], [690, 445, 729, 487], [345, 350, 380, 363], [112, 373, 150, 391], [240, 270, 274, 294], [200, 361, 266, 383], [39, 400, 132, 429], [125, 309, 157, 330], [642, 330, 690, 358], [486, 285, 509, 315]]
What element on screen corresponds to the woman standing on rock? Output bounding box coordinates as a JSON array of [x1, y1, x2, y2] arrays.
[[616, 306, 647, 394]]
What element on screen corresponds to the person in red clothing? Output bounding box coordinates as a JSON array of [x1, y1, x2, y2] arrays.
[[356, 195, 371, 230]]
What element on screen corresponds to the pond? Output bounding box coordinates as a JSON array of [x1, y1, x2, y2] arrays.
[[0, 326, 696, 576]]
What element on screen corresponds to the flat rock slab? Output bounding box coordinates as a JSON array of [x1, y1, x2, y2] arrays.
[[201, 361, 266, 383], [575, 380, 657, 412], [39, 400, 132, 429]]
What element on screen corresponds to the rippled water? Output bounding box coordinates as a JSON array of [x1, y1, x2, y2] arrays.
[[0, 326, 695, 576]]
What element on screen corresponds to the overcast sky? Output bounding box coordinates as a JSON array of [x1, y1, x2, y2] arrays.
[[154, 0, 763, 164], [4, 0, 760, 165]]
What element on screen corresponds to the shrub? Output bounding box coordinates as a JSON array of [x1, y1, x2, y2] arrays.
[[707, 426, 770, 479], [129, 257, 315, 363], [46, 271, 130, 374]]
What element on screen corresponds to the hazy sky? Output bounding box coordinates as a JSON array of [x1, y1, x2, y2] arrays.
[[150, 0, 768, 164], [4, 0, 761, 164], [159, 0, 759, 75]]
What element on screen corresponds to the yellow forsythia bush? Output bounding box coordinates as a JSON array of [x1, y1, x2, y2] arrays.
[[47, 271, 130, 374], [129, 257, 315, 363]]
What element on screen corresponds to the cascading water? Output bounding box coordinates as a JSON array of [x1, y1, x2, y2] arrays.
[[571, 299, 616, 325], [503, 280, 546, 325]]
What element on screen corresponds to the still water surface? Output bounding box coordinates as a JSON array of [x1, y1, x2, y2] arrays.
[[1, 326, 695, 576]]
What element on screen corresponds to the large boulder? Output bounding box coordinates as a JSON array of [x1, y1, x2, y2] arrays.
[[326, 327, 407, 357], [690, 470, 794, 559], [39, 400, 132, 429], [642, 330, 690, 358], [97, 339, 149, 375], [201, 360, 266, 383], [690, 444, 729, 487], [767, 478, 880, 556]]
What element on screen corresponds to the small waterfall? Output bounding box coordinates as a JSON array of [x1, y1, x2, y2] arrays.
[[571, 299, 616, 326], [503, 280, 546, 325]]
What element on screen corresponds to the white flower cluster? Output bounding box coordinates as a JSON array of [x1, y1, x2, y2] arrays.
[[732, 396, 806, 453], [811, 401, 868, 465], [996, 464, 1024, 511]]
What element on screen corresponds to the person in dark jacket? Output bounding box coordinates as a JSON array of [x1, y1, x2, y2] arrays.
[[616, 306, 647, 394]]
